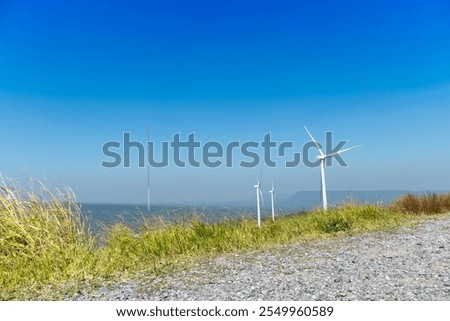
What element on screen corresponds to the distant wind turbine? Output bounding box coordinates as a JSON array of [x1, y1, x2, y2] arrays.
[[147, 126, 151, 213], [304, 126, 361, 211], [269, 182, 276, 221], [254, 179, 264, 227]]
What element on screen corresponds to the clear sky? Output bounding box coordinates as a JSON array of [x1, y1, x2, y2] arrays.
[[1, 0, 449, 204]]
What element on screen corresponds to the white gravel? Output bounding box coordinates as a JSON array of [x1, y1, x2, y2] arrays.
[[73, 217, 450, 301]]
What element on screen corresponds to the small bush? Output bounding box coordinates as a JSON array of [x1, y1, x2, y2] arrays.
[[321, 217, 352, 233]]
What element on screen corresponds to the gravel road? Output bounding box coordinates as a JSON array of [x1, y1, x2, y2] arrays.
[[73, 217, 450, 301]]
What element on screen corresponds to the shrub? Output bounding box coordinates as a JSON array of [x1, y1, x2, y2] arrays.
[[321, 217, 352, 233], [392, 193, 450, 214]]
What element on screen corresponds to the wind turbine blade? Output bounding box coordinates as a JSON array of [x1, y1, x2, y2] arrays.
[[258, 168, 263, 186], [255, 177, 260, 187], [324, 145, 362, 158], [304, 126, 324, 157]]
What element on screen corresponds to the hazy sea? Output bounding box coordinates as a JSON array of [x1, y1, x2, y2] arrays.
[[80, 204, 271, 233], [80, 190, 433, 233]]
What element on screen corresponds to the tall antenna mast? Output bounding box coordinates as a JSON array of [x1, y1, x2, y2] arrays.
[[147, 126, 151, 213]]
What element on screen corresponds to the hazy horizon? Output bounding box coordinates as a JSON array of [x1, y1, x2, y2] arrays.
[[79, 189, 449, 207]]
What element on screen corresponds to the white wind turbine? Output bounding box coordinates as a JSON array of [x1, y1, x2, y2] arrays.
[[269, 182, 276, 222], [254, 179, 264, 227], [304, 126, 361, 211]]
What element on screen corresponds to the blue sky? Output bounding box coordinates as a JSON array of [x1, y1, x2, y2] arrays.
[[1, 0, 449, 204]]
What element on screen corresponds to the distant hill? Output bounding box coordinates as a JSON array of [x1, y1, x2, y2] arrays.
[[152, 190, 447, 212], [279, 190, 411, 210]]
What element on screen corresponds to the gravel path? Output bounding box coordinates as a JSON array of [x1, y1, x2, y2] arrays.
[[74, 217, 450, 301]]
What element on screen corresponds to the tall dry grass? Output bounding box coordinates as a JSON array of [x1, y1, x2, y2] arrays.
[[391, 193, 450, 214], [0, 177, 95, 298]]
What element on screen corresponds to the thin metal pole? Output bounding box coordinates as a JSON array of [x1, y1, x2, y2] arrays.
[[147, 127, 151, 213]]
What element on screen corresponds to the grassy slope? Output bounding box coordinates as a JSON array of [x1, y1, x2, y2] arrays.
[[1, 183, 450, 300]]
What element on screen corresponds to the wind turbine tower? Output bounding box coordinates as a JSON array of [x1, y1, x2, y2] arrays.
[[269, 182, 276, 221], [254, 179, 264, 227], [304, 126, 361, 211]]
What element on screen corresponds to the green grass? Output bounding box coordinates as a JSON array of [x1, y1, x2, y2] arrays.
[[1, 179, 449, 300]]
